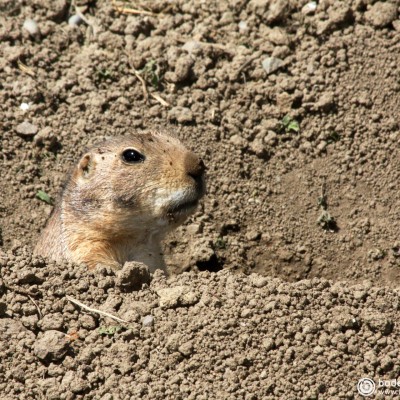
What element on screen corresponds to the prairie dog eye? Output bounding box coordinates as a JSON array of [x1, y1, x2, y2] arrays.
[[122, 149, 145, 164]]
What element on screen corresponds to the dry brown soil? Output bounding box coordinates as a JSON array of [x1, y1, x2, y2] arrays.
[[1, 0, 400, 398]]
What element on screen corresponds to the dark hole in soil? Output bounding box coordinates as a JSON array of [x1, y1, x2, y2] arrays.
[[292, 96, 302, 109], [196, 254, 224, 272]]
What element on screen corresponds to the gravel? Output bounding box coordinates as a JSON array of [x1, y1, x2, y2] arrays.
[[1, 250, 400, 399]]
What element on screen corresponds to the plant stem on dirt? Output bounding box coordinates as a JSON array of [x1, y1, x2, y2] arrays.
[[317, 182, 337, 232]]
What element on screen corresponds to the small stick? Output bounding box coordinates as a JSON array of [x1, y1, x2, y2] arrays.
[[66, 295, 127, 323], [150, 92, 170, 107], [230, 50, 263, 81], [132, 69, 149, 102], [111, 0, 156, 16], [115, 6, 156, 16], [126, 53, 168, 105], [72, 0, 100, 37], [28, 295, 42, 319], [17, 59, 35, 77], [319, 180, 327, 210]]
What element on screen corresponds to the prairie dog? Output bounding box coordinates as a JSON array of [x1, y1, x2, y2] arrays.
[[34, 131, 206, 271]]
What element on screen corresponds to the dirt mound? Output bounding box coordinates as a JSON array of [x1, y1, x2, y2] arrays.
[[1, 0, 400, 285], [1, 247, 400, 399], [1, 0, 400, 397]]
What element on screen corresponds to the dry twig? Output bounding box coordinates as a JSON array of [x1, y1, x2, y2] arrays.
[[111, 0, 156, 16], [150, 92, 170, 106], [132, 69, 149, 101], [66, 295, 127, 323], [17, 60, 35, 77], [72, 0, 100, 37], [126, 53, 169, 107], [230, 50, 263, 81], [130, 69, 170, 106], [28, 295, 42, 319]]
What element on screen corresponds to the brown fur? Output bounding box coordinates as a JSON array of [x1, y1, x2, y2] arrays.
[[34, 131, 205, 271]]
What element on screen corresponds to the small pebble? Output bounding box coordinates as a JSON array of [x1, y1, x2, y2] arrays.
[[365, 2, 398, 28], [33, 330, 69, 362], [313, 345, 324, 355], [246, 230, 261, 241], [263, 338, 275, 351], [250, 275, 269, 288], [168, 107, 194, 124], [178, 341, 193, 356], [182, 40, 201, 53], [142, 315, 154, 327], [157, 286, 185, 309], [16, 121, 38, 137], [20, 103, 30, 111], [23, 19, 40, 38], [238, 21, 248, 33], [115, 261, 150, 291], [301, 1, 317, 15], [68, 14, 83, 27], [260, 371, 268, 379], [262, 57, 284, 75], [230, 134, 247, 148], [314, 92, 335, 112]]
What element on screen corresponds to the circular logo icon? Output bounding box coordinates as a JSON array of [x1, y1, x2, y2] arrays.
[[357, 378, 376, 397]]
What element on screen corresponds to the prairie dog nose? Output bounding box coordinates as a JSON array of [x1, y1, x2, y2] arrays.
[[185, 153, 206, 181]]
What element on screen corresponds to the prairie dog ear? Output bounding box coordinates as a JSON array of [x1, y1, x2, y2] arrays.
[[77, 153, 96, 179]]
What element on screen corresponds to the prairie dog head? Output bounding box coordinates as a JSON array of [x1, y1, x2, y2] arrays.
[[63, 131, 206, 238]]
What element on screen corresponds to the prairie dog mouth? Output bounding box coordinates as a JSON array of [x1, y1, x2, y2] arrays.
[[166, 198, 199, 215], [155, 187, 203, 217]]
